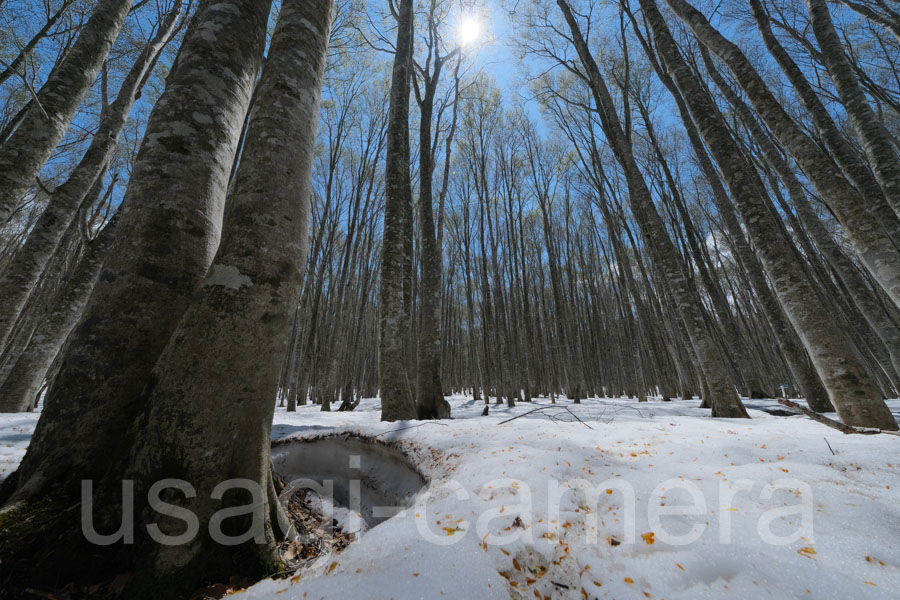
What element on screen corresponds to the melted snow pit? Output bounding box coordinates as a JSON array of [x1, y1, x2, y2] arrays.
[[271, 435, 427, 529]]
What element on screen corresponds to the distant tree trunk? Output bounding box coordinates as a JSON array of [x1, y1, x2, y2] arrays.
[[0, 0, 76, 88], [380, 0, 418, 421], [0, 214, 119, 413], [124, 1, 330, 590], [556, 0, 748, 418], [641, 0, 897, 430], [0, 0, 132, 224], [806, 0, 900, 217], [0, 1, 184, 353], [665, 0, 900, 310], [4, 0, 271, 507]]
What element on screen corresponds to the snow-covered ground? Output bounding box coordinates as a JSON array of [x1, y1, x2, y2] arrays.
[[2, 396, 899, 599]]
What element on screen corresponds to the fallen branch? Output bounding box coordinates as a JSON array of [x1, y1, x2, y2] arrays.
[[778, 399, 900, 436], [497, 406, 593, 429], [374, 421, 449, 437], [562, 406, 594, 430], [497, 406, 557, 425]]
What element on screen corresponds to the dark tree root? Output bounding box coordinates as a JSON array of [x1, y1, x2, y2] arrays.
[[0, 462, 366, 600], [0, 486, 287, 600], [0, 493, 133, 600]]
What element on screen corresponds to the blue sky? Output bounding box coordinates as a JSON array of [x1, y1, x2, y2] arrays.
[[458, 0, 546, 123]]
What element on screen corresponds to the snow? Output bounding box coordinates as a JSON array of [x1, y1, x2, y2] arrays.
[[2, 396, 899, 599], [0, 408, 40, 483]]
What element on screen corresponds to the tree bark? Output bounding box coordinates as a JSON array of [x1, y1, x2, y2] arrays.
[[0, 1, 184, 353], [666, 0, 900, 311], [748, 0, 893, 223], [806, 0, 900, 218], [641, 0, 897, 430], [415, 53, 451, 419], [124, 0, 330, 590], [0, 214, 119, 413], [380, 0, 418, 421], [0, 0, 132, 224], [5, 0, 272, 506], [556, 0, 748, 418]]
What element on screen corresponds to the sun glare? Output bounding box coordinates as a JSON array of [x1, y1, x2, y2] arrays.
[[459, 16, 481, 46]]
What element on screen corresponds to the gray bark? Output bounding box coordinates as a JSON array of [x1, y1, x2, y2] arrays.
[[748, 0, 893, 224], [7, 0, 272, 504], [413, 11, 453, 420], [557, 0, 748, 418], [701, 42, 900, 396], [666, 0, 900, 310], [0, 214, 119, 413], [641, 0, 897, 430], [806, 0, 900, 218], [126, 0, 330, 583], [0, 0, 132, 224], [0, 1, 184, 353], [380, 0, 418, 421]]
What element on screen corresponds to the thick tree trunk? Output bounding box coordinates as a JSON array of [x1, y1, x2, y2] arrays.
[[0, 1, 183, 352], [0, 0, 132, 224], [380, 0, 418, 421], [5, 0, 271, 506], [415, 76, 451, 419], [124, 1, 330, 591]]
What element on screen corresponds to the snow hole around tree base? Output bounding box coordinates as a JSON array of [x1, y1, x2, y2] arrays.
[[271, 433, 428, 532]]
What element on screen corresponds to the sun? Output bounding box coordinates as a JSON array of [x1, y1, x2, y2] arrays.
[[459, 16, 481, 46]]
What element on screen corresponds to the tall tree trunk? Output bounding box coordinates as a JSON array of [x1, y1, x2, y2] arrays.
[[666, 0, 900, 310], [0, 0, 132, 223], [0, 214, 119, 413], [380, 0, 418, 421], [631, 34, 834, 410], [0, 1, 184, 353], [4, 0, 271, 507], [748, 0, 893, 223], [641, 0, 897, 430], [415, 59, 451, 419], [124, 1, 330, 592], [806, 0, 900, 217], [698, 41, 900, 396], [556, 0, 747, 418]]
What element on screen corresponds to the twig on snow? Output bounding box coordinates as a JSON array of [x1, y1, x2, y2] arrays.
[[497, 405, 593, 429], [374, 421, 449, 437], [497, 406, 558, 424]]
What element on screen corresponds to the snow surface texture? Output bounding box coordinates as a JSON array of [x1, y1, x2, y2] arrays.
[[2, 396, 899, 599]]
